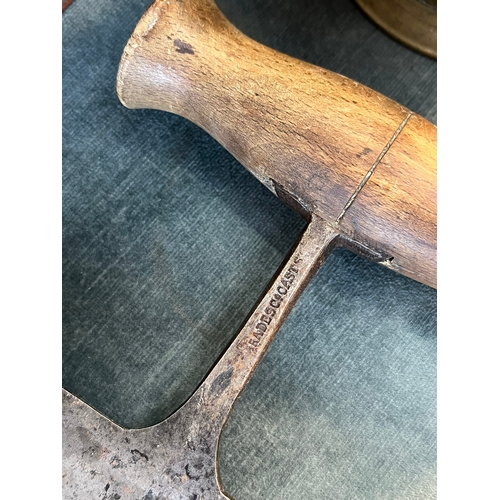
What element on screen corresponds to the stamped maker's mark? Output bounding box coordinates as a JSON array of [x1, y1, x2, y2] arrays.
[[248, 256, 303, 347]]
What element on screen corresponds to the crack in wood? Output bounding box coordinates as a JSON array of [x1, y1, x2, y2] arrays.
[[335, 111, 413, 225]]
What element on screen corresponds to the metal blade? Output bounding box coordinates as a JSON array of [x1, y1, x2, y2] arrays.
[[63, 215, 341, 499]]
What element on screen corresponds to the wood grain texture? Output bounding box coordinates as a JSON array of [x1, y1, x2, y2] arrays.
[[337, 113, 436, 285], [117, 0, 436, 288]]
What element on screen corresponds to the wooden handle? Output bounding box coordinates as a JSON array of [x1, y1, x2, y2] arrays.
[[117, 0, 436, 288]]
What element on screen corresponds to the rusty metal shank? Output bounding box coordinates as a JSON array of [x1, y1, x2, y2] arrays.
[[62, 215, 342, 499]]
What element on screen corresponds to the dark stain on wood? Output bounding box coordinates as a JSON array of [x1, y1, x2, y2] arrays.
[[117, 0, 436, 288], [174, 39, 195, 54]]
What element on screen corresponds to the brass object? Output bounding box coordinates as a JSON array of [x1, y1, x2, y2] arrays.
[[62, 0, 436, 496], [355, 0, 437, 58]]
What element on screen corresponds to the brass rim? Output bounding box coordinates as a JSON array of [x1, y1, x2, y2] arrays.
[[355, 0, 437, 59]]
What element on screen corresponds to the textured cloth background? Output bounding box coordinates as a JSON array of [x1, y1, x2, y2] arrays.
[[62, 0, 437, 498]]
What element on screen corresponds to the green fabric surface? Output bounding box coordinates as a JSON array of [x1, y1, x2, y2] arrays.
[[62, 0, 437, 498]]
